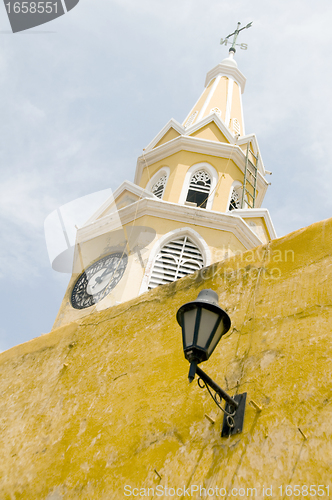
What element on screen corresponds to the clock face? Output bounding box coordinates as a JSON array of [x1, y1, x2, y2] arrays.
[[71, 252, 128, 310]]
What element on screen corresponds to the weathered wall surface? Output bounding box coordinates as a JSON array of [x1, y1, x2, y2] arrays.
[[1, 217, 332, 499]]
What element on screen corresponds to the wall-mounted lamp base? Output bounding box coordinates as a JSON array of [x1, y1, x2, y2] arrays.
[[221, 393, 247, 437]]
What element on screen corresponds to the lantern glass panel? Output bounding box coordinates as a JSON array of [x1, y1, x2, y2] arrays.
[[196, 308, 220, 350], [183, 308, 197, 348], [206, 317, 225, 357]]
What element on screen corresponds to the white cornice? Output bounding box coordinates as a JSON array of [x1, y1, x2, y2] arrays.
[[84, 180, 156, 226], [134, 135, 268, 205], [113, 180, 155, 201], [144, 114, 236, 155], [205, 63, 246, 93], [77, 198, 263, 250], [226, 208, 277, 239], [140, 115, 266, 177]]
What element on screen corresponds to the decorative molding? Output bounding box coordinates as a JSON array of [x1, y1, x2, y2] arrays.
[[134, 135, 269, 207], [186, 113, 235, 144], [205, 63, 246, 93], [225, 208, 277, 239], [77, 197, 264, 250], [232, 118, 241, 136], [184, 111, 198, 128], [140, 115, 265, 173], [210, 107, 221, 117], [84, 180, 156, 226], [143, 114, 236, 156]]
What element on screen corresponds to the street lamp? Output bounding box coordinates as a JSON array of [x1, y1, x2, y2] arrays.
[[176, 289, 247, 437]]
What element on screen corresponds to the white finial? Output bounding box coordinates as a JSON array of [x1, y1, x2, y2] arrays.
[[221, 50, 238, 68]]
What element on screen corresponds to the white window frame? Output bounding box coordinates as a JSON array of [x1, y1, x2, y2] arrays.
[[139, 227, 211, 294], [179, 162, 218, 211], [146, 166, 170, 200]]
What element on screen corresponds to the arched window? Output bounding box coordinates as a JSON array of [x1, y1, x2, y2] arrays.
[[146, 167, 170, 200], [227, 181, 247, 211], [179, 163, 218, 211], [229, 187, 241, 210], [186, 170, 211, 209], [147, 235, 204, 290], [151, 175, 167, 199]]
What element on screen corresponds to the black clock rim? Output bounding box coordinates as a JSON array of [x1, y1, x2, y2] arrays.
[[71, 252, 128, 310]]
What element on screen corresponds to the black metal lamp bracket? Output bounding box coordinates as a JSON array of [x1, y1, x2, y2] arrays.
[[194, 365, 247, 437]]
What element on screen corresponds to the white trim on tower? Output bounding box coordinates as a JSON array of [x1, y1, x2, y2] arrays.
[[239, 89, 245, 136], [225, 78, 234, 127], [197, 75, 221, 122]]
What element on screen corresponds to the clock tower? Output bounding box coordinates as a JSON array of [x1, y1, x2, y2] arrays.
[[53, 40, 276, 329]]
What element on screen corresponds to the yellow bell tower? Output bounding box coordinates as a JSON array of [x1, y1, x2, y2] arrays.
[[53, 33, 276, 329]]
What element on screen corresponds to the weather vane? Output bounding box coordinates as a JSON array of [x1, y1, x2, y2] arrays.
[[220, 21, 253, 52]]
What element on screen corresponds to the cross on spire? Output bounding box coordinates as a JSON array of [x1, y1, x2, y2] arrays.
[[221, 21, 253, 53]]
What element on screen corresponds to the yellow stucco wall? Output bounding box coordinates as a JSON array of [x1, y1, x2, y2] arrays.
[[1, 216, 332, 498], [154, 127, 181, 148], [189, 122, 228, 143], [183, 79, 215, 126]]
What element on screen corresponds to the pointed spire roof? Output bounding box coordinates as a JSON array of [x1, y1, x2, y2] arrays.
[[183, 49, 247, 135]]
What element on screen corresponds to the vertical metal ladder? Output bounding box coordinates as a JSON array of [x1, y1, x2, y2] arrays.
[[241, 143, 259, 209]]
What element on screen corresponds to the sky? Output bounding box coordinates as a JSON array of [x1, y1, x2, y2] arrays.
[[1, 0, 332, 352]]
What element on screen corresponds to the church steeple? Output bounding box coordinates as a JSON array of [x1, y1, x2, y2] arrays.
[[183, 52, 246, 136], [183, 22, 252, 136]]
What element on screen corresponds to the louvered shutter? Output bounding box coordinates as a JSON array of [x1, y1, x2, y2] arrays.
[[232, 118, 240, 135], [185, 111, 198, 128], [148, 236, 204, 290]]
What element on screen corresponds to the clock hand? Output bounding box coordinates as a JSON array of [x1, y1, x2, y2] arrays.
[[100, 266, 116, 278], [91, 270, 114, 290]]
